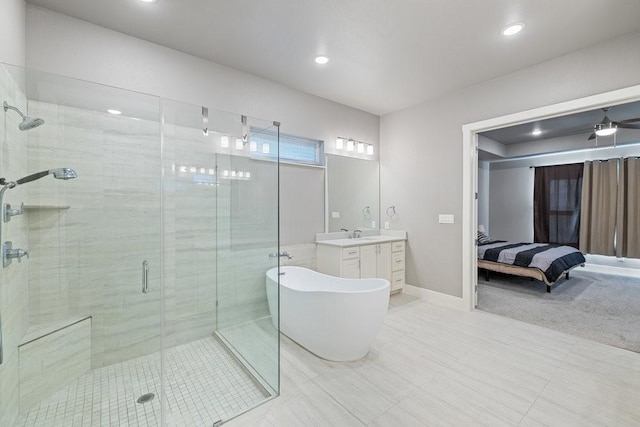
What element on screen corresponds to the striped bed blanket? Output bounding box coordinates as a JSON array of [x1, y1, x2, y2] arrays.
[[478, 241, 586, 283]]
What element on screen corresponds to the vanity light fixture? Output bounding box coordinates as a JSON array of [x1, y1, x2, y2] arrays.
[[235, 138, 243, 150], [220, 135, 229, 148], [336, 137, 344, 150], [532, 129, 542, 136], [314, 56, 330, 65], [107, 109, 122, 115], [366, 144, 374, 156], [501, 23, 525, 36], [346, 139, 355, 151], [357, 142, 365, 153]]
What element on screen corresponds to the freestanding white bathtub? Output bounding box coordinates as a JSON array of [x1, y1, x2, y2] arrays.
[[266, 266, 390, 362]]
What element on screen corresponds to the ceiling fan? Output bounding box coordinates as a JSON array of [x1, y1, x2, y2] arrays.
[[588, 107, 640, 140]]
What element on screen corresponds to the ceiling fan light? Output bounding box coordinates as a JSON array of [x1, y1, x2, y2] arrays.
[[595, 122, 617, 137]]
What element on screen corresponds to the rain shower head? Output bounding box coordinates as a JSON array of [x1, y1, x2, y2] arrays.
[[3, 101, 45, 131], [16, 168, 78, 185]]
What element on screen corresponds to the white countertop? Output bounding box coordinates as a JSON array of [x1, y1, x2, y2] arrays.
[[316, 234, 406, 247]]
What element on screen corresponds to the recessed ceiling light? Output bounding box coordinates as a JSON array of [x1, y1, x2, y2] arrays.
[[314, 56, 330, 65], [532, 129, 542, 136], [107, 109, 122, 115], [501, 23, 525, 36]]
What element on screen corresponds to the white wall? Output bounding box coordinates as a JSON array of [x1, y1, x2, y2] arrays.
[[0, 0, 25, 66], [477, 161, 490, 234], [488, 167, 534, 242], [25, 5, 373, 250], [381, 29, 640, 297], [25, 6, 379, 158]]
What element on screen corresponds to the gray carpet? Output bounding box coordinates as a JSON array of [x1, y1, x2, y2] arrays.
[[477, 269, 640, 353]]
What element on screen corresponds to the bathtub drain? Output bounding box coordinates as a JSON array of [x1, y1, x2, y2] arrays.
[[136, 393, 155, 404]]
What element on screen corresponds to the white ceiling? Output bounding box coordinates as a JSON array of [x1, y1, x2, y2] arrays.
[[25, 0, 640, 116]]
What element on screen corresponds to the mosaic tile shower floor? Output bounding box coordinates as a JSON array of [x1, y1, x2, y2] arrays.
[[18, 336, 269, 426]]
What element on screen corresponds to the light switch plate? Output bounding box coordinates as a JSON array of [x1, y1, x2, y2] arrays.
[[438, 214, 454, 224], [331, 211, 340, 219], [384, 221, 390, 230]]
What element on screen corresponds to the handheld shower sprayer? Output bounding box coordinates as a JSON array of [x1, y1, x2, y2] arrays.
[[0, 167, 77, 220], [3, 101, 45, 131]]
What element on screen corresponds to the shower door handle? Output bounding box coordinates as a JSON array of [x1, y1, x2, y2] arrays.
[[142, 260, 149, 294]]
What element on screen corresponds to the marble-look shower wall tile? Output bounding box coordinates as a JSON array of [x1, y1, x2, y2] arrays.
[[0, 64, 29, 427], [26, 102, 164, 368], [18, 318, 91, 411], [280, 244, 317, 270]]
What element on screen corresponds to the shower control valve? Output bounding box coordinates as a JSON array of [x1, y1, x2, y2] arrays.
[[3, 241, 29, 268], [4, 202, 24, 222]]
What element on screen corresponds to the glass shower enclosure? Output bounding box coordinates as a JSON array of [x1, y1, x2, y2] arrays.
[[0, 62, 279, 426]]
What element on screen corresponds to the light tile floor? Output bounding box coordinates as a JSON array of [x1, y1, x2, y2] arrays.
[[227, 293, 640, 427], [18, 336, 269, 426]]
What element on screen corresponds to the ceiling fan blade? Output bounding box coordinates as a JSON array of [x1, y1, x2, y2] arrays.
[[619, 117, 640, 124], [618, 122, 640, 130], [588, 132, 596, 140]]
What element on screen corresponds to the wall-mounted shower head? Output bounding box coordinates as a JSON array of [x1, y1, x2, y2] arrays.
[[3, 101, 45, 131]]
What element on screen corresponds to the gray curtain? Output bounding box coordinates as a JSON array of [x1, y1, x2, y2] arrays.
[[579, 159, 619, 256], [618, 157, 640, 258]]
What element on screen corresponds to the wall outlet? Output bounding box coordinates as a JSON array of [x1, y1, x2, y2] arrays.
[[331, 211, 340, 219], [384, 221, 390, 230], [438, 214, 454, 224], [371, 220, 376, 228]]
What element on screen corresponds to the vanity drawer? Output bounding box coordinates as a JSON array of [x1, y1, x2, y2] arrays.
[[391, 241, 405, 252], [391, 251, 405, 271], [391, 270, 405, 291], [342, 247, 360, 260]]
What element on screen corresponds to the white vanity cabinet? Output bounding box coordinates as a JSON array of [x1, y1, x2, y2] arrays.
[[316, 237, 405, 293], [390, 241, 406, 292], [360, 243, 392, 282]]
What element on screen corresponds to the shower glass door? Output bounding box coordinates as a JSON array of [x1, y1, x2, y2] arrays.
[[162, 100, 279, 425], [8, 65, 163, 426]]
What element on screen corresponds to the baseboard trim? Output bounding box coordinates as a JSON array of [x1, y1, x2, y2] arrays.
[[404, 284, 467, 311], [581, 263, 640, 278]]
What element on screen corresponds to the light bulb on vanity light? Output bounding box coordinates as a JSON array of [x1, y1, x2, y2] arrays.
[[346, 139, 355, 151], [250, 140, 257, 152], [262, 142, 270, 154], [336, 137, 344, 150], [235, 138, 243, 150], [366, 144, 374, 156], [220, 136, 229, 148], [357, 142, 365, 153]]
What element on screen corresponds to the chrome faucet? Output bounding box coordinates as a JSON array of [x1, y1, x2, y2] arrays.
[[3, 241, 28, 267], [353, 229, 362, 239], [269, 251, 293, 260]]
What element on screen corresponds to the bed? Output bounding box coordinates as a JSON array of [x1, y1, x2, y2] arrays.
[[477, 240, 586, 292]]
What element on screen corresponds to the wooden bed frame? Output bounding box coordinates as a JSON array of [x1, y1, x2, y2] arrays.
[[478, 259, 584, 293]]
